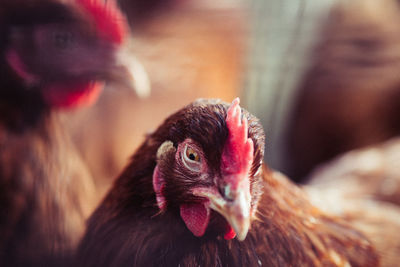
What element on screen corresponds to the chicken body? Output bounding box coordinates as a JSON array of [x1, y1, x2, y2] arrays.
[[0, 0, 128, 265], [0, 114, 95, 266], [305, 137, 400, 266], [79, 99, 378, 267]]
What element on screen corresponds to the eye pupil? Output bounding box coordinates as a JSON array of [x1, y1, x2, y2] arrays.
[[185, 147, 200, 162], [182, 144, 201, 171]]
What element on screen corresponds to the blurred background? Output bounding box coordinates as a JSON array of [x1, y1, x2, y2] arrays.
[[62, 0, 400, 197], [62, 0, 248, 195]]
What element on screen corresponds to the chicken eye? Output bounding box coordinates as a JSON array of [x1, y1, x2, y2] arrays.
[[182, 145, 201, 172], [186, 147, 200, 162], [53, 31, 74, 49]]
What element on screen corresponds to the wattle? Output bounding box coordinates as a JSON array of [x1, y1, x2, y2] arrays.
[[180, 203, 210, 237], [180, 202, 237, 240], [43, 81, 104, 108], [224, 224, 236, 240]]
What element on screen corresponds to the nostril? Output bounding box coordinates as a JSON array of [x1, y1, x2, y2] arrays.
[[219, 183, 235, 202]]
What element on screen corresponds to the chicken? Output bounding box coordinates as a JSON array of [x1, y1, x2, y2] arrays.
[[305, 138, 400, 266], [0, 0, 131, 265], [78, 98, 380, 266], [284, 0, 400, 181]]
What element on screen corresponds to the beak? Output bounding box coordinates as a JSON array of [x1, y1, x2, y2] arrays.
[[193, 178, 252, 241], [107, 43, 151, 98]]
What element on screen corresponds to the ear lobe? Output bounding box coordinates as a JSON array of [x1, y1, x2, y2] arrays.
[[153, 140, 176, 210], [152, 165, 166, 210], [5, 49, 38, 84], [156, 140, 175, 160]]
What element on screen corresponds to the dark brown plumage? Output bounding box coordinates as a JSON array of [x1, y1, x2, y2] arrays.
[[79, 99, 379, 266], [0, 0, 129, 265]]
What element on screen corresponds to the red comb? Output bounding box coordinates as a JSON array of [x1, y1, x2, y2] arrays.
[[76, 0, 127, 44], [221, 98, 254, 179]]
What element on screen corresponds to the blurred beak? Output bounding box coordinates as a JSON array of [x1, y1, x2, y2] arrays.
[[107, 43, 151, 98], [193, 178, 251, 241]]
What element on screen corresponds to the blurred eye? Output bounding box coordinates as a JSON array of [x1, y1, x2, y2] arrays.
[[53, 31, 74, 49], [182, 145, 201, 172]]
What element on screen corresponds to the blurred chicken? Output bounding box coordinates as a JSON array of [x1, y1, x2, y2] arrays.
[[0, 0, 131, 265], [287, 0, 400, 182], [244, 0, 400, 182], [78, 99, 394, 266], [286, 0, 400, 181], [305, 138, 400, 266]]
